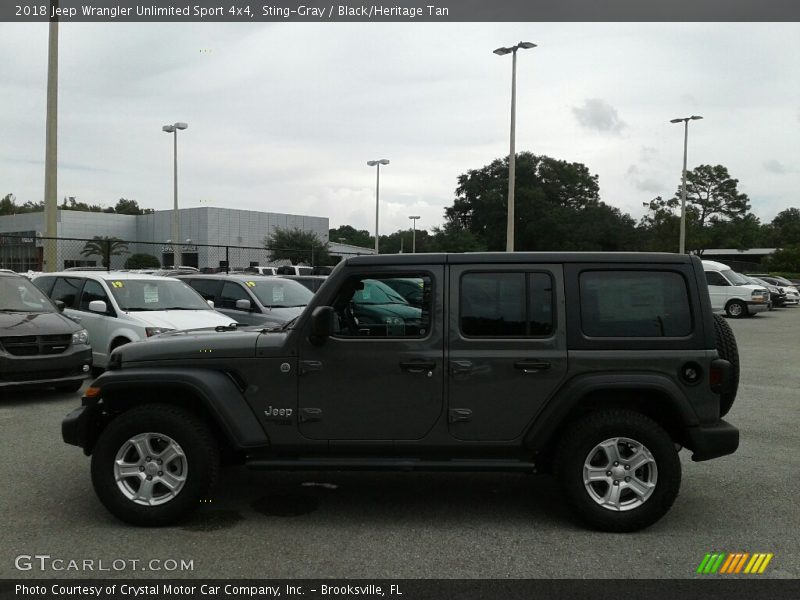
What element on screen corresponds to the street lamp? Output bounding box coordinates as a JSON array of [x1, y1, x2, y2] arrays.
[[494, 41, 536, 252], [408, 215, 420, 253], [367, 159, 390, 254], [670, 115, 702, 254], [162, 122, 188, 266]]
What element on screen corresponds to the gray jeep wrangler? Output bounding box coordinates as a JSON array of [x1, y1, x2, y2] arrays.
[[63, 252, 739, 531]]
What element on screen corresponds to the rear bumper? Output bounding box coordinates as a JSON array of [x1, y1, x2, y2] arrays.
[[686, 419, 739, 461]]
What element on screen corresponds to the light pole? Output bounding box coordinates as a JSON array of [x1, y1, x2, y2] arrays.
[[367, 159, 390, 254], [408, 215, 420, 253], [162, 122, 188, 266], [43, 4, 59, 271], [670, 115, 702, 254], [494, 41, 536, 252]]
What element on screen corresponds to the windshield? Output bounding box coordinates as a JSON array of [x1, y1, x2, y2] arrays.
[[0, 277, 56, 313], [353, 280, 410, 305], [108, 279, 211, 312], [248, 278, 314, 308], [722, 270, 750, 286]]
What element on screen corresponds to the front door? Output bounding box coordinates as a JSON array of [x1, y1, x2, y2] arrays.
[[297, 267, 444, 440], [447, 265, 568, 441]]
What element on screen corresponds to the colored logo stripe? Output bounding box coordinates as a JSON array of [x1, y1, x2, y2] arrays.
[[698, 552, 773, 574]]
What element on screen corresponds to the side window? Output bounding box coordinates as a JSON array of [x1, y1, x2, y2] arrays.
[[78, 279, 111, 313], [187, 279, 221, 301], [33, 276, 56, 295], [50, 277, 82, 308], [220, 282, 250, 310], [460, 272, 554, 337], [332, 274, 432, 338], [580, 271, 692, 338], [705, 271, 728, 286]]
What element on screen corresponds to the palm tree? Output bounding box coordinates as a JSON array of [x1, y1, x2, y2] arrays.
[[80, 236, 129, 268]]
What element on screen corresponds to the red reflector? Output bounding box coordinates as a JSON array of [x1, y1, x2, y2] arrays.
[[709, 368, 723, 387]]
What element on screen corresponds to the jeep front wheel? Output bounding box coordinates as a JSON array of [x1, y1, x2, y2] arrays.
[[555, 410, 681, 532], [91, 404, 219, 526]]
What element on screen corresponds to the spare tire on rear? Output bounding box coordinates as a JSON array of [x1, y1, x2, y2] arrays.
[[713, 314, 739, 417]]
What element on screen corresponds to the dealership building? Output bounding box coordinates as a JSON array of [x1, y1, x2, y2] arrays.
[[0, 207, 371, 271]]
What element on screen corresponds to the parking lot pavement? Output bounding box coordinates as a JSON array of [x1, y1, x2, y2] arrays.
[[1, 308, 798, 580]]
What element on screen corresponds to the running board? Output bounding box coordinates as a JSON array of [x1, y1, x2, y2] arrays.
[[245, 457, 537, 473]]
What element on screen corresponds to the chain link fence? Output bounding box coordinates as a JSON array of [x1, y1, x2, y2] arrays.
[[0, 234, 366, 274]]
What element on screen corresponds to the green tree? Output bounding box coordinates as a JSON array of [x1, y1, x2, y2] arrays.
[[0, 194, 44, 215], [764, 246, 800, 273], [428, 222, 486, 253], [124, 253, 160, 269], [329, 225, 373, 248], [446, 152, 636, 251], [114, 198, 153, 215], [80, 236, 129, 268], [680, 165, 751, 228], [61, 196, 105, 212], [765, 208, 800, 247], [266, 227, 331, 266]]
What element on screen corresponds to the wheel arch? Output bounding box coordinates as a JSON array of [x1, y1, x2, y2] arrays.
[[85, 368, 269, 455], [525, 374, 697, 468]]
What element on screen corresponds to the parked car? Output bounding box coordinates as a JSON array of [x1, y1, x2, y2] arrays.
[[177, 274, 313, 327], [379, 277, 425, 307], [152, 267, 200, 277], [702, 260, 769, 317], [278, 275, 328, 293], [344, 278, 425, 336], [746, 274, 800, 306], [743, 276, 783, 309], [276, 265, 314, 276], [1, 271, 92, 392], [32, 272, 234, 371], [244, 266, 278, 276]]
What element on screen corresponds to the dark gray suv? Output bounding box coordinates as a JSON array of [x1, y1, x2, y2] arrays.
[[63, 253, 739, 532]]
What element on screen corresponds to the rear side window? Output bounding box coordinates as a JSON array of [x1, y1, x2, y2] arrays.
[[460, 272, 554, 337], [580, 271, 691, 338], [50, 277, 82, 308], [186, 279, 221, 301]]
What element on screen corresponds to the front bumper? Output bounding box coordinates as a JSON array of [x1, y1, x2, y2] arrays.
[[62, 396, 102, 454], [686, 419, 739, 461], [0, 346, 92, 389], [746, 301, 769, 314]]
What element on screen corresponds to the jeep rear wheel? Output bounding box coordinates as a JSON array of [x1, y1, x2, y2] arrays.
[[555, 410, 681, 532], [91, 404, 219, 526]]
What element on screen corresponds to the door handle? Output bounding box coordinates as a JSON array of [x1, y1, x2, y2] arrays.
[[450, 360, 474, 374], [399, 360, 436, 375], [514, 360, 551, 374]]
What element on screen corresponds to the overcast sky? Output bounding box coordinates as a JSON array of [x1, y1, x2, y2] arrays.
[[0, 22, 798, 236]]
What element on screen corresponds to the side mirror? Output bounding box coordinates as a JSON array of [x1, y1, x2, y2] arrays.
[[88, 300, 107, 313], [310, 306, 334, 342], [207, 299, 215, 308], [55, 300, 65, 312], [235, 298, 252, 311]]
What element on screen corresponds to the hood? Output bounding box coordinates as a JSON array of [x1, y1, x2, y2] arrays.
[[0, 310, 81, 336], [115, 328, 265, 365], [122, 309, 235, 331]]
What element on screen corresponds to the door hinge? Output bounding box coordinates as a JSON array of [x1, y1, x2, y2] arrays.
[[300, 360, 323, 375], [449, 408, 472, 423], [300, 407, 323, 423]]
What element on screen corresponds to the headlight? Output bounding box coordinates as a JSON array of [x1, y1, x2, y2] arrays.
[[145, 327, 175, 337], [71, 329, 89, 345]]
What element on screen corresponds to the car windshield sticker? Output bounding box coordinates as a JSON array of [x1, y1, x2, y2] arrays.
[[143, 284, 159, 304], [111, 281, 124, 288], [273, 286, 285, 303], [245, 281, 256, 287]]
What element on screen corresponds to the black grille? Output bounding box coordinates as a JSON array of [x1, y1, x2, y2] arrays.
[[0, 368, 78, 382], [0, 334, 72, 356]]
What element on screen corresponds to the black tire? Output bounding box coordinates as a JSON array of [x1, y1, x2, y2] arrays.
[[725, 299, 748, 318], [54, 381, 84, 393], [554, 410, 681, 533], [91, 404, 219, 526], [713, 314, 739, 417]]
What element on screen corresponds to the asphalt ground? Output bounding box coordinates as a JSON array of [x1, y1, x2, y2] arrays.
[[1, 308, 798, 579]]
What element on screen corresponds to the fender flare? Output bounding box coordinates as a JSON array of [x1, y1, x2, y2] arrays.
[[523, 372, 699, 453], [91, 368, 270, 450]]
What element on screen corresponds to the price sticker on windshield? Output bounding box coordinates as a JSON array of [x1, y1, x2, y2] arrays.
[[245, 281, 256, 287], [110, 281, 124, 288]]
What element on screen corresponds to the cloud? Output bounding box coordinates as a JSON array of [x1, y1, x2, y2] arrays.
[[625, 165, 662, 193], [572, 98, 626, 135], [763, 159, 794, 174], [639, 146, 659, 163]]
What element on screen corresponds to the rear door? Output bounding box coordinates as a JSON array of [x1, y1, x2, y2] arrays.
[[447, 265, 568, 441]]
